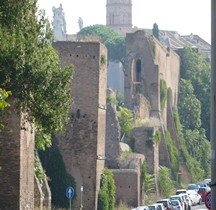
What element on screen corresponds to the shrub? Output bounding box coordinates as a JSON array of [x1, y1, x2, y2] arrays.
[[158, 166, 176, 198], [98, 168, 116, 210], [160, 80, 167, 111]]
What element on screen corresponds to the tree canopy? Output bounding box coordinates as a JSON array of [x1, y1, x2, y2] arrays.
[[77, 24, 126, 61], [0, 0, 73, 142], [178, 79, 201, 130], [177, 46, 210, 138], [152, 23, 160, 40]]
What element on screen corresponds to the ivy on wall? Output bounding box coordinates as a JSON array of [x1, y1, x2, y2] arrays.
[[165, 130, 179, 179], [39, 148, 76, 208], [160, 79, 167, 112], [167, 87, 173, 105]]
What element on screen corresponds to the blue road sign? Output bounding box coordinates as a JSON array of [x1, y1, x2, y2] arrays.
[[66, 186, 75, 199], [204, 191, 211, 209]]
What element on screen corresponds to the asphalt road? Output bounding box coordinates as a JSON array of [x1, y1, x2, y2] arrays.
[[191, 203, 208, 209]]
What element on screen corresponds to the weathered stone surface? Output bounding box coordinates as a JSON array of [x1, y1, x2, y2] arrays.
[[0, 99, 34, 210], [53, 41, 107, 210], [112, 153, 145, 208], [105, 89, 121, 169]]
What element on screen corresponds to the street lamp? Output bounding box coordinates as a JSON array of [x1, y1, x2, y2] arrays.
[[80, 185, 83, 210]]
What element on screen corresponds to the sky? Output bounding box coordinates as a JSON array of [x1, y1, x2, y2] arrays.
[[37, 0, 211, 44]]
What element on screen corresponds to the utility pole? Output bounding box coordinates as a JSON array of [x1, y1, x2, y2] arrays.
[[211, 0, 216, 209]]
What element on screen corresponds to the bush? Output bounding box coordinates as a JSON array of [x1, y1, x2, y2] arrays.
[[98, 168, 116, 210], [165, 130, 179, 179], [160, 80, 167, 111], [158, 166, 176, 198]]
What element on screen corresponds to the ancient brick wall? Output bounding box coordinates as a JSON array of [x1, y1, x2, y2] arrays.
[[124, 30, 180, 122], [133, 94, 150, 119], [131, 127, 159, 176], [105, 89, 121, 169], [53, 41, 107, 210], [131, 127, 160, 197], [0, 99, 35, 210], [34, 176, 51, 210], [124, 30, 160, 115], [112, 169, 139, 207], [153, 37, 180, 126]]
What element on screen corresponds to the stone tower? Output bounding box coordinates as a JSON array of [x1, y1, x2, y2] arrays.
[[53, 41, 107, 210], [106, 0, 132, 35]]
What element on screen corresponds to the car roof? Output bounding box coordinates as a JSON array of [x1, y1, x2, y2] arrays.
[[148, 203, 159, 206], [157, 198, 169, 201], [176, 189, 187, 191], [132, 206, 149, 210], [187, 189, 197, 193], [179, 193, 188, 196], [170, 195, 181, 197]]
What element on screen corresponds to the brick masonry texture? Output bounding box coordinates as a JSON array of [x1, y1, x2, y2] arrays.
[[0, 99, 34, 210], [53, 41, 107, 210]]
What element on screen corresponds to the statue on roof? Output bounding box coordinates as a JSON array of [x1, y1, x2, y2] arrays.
[[78, 17, 83, 31], [52, 3, 67, 41]]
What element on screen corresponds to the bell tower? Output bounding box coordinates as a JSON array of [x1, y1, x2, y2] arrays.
[[106, 0, 132, 35]]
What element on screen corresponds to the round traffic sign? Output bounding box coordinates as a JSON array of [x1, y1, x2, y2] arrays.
[[66, 186, 75, 199], [178, 170, 182, 176], [204, 191, 211, 209]]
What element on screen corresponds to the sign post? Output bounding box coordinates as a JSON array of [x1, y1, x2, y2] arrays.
[[66, 186, 75, 210], [177, 170, 182, 188], [204, 191, 211, 209]]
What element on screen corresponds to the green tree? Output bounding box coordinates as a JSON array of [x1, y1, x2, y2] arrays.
[[0, 0, 73, 147], [0, 88, 11, 111], [173, 111, 206, 182], [178, 79, 201, 130], [152, 23, 159, 40], [98, 168, 116, 210], [77, 24, 126, 61], [118, 106, 133, 143], [177, 46, 210, 139], [184, 128, 210, 176], [158, 166, 175, 198]]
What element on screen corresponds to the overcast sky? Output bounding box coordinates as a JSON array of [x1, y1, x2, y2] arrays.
[[37, 0, 211, 44]]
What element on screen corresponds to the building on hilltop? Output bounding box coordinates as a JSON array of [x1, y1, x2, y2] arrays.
[[143, 29, 211, 62], [106, 0, 133, 35]]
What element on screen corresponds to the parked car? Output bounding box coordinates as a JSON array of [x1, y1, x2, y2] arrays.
[[131, 206, 149, 210], [170, 200, 183, 210], [203, 178, 211, 185], [196, 181, 209, 187], [176, 189, 187, 195], [179, 193, 192, 210], [178, 193, 188, 210], [157, 199, 172, 210], [187, 190, 202, 205], [170, 195, 185, 210], [187, 184, 200, 192], [197, 186, 211, 202], [148, 203, 165, 210]]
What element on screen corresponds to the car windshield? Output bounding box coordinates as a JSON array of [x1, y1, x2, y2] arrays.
[[148, 207, 156, 210], [170, 196, 180, 201], [187, 184, 199, 190], [171, 200, 179, 206], [157, 201, 167, 207]]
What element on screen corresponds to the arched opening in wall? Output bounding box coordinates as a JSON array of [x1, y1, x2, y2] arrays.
[[136, 59, 141, 82], [135, 59, 142, 93]]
